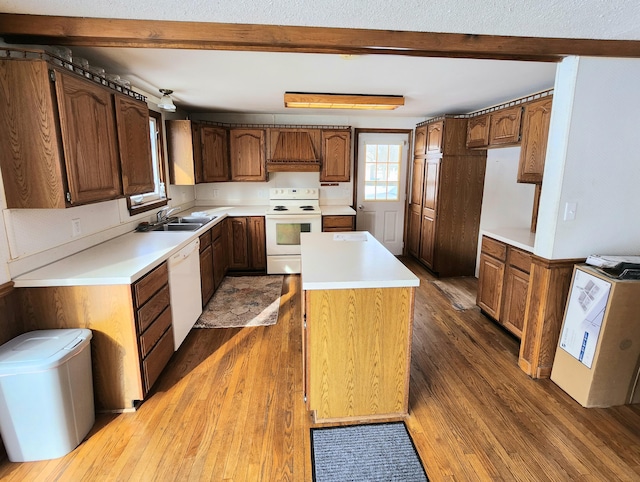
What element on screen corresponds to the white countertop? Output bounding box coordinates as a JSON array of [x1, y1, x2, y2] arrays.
[[482, 227, 536, 252], [300, 231, 419, 290], [13, 205, 269, 288], [320, 206, 356, 216]]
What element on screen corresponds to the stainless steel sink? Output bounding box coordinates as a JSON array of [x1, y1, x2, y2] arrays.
[[151, 222, 203, 231], [178, 215, 217, 224]]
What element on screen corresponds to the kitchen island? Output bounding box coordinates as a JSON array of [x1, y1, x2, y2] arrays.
[[300, 231, 419, 423]]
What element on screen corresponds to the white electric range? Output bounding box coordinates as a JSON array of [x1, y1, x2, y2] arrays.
[[265, 188, 322, 274]]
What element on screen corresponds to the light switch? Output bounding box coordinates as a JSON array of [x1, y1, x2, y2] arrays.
[[564, 202, 577, 221]]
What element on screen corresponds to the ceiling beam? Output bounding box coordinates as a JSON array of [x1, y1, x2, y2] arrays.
[[1, 14, 640, 62]]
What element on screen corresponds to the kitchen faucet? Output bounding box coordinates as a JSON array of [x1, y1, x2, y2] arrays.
[[156, 207, 178, 223]]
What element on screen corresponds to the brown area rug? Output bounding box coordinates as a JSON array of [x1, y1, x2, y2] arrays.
[[431, 277, 477, 311], [195, 275, 284, 328]]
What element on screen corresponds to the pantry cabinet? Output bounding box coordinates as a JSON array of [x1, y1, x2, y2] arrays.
[[320, 129, 351, 182], [518, 97, 553, 184], [228, 216, 266, 271], [477, 235, 532, 338], [409, 118, 487, 277], [0, 59, 129, 208], [229, 128, 267, 181]]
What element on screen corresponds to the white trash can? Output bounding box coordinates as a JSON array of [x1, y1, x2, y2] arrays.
[[0, 329, 95, 462]]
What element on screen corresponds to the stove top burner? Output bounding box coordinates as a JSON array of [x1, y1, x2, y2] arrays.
[[300, 206, 316, 211], [273, 206, 288, 211]]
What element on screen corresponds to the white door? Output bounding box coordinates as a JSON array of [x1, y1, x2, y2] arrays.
[[356, 132, 409, 255]]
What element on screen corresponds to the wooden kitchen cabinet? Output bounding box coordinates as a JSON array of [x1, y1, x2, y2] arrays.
[[414, 125, 428, 156], [477, 235, 532, 338], [320, 129, 351, 182], [199, 229, 215, 306], [409, 118, 486, 277], [167, 121, 230, 184], [115, 94, 155, 196], [228, 216, 266, 271], [0, 59, 128, 208], [466, 114, 491, 148], [518, 96, 553, 183], [322, 215, 355, 232], [488, 106, 523, 146], [18, 262, 174, 410], [229, 128, 267, 181]]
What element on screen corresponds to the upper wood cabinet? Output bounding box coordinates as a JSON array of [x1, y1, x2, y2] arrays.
[[518, 97, 553, 184], [466, 115, 491, 148], [426, 121, 444, 155], [115, 95, 154, 196], [0, 59, 129, 208], [466, 106, 523, 149], [414, 125, 428, 156], [229, 128, 266, 181], [489, 106, 523, 146], [167, 120, 230, 184], [320, 129, 351, 182], [200, 125, 230, 182]]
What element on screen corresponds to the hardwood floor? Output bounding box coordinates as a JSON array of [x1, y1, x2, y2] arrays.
[[1, 259, 639, 481]]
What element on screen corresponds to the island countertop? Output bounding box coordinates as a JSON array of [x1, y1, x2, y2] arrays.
[[300, 231, 419, 290]]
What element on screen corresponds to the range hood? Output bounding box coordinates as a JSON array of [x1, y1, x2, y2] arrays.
[[267, 130, 321, 172]]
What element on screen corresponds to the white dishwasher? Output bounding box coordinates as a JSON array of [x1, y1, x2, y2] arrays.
[[168, 239, 202, 350]]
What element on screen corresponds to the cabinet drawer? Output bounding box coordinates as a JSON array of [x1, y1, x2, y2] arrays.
[[142, 325, 175, 393], [137, 284, 170, 333], [134, 263, 168, 307], [199, 229, 212, 250], [211, 221, 225, 241], [322, 215, 355, 231], [509, 247, 532, 274], [139, 307, 172, 358], [481, 236, 507, 261]]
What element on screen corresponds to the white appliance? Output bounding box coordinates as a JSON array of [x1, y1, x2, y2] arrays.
[[265, 188, 322, 274], [168, 239, 202, 350]]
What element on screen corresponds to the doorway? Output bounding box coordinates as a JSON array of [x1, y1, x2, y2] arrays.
[[354, 130, 411, 255]]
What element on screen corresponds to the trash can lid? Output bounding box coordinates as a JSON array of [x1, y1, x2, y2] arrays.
[[0, 329, 92, 375]]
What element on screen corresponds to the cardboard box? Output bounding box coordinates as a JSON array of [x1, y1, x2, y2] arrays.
[[551, 265, 640, 407]]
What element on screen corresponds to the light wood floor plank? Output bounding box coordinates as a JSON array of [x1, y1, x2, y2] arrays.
[[0, 264, 638, 481]]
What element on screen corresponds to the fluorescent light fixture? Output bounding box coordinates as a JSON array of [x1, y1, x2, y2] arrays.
[[284, 92, 404, 110], [158, 89, 177, 112]]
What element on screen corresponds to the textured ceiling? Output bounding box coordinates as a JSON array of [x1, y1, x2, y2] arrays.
[[2, 1, 638, 117]]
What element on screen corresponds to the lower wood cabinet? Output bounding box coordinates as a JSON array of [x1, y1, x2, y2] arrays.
[[228, 216, 266, 271], [200, 219, 230, 306], [18, 261, 175, 411], [322, 215, 355, 232], [199, 229, 215, 306], [477, 236, 532, 338]]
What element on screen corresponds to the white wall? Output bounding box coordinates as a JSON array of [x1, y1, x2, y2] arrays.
[[535, 56, 640, 259]]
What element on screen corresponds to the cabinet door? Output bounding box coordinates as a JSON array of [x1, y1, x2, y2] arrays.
[[518, 97, 552, 183], [212, 236, 225, 290], [414, 126, 427, 156], [426, 121, 444, 155], [407, 203, 422, 258], [248, 216, 266, 270], [418, 213, 436, 268], [228, 217, 249, 269], [489, 106, 523, 146], [114, 95, 154, 196], [320, 130, 351, 182], [501, 266, 530, 338], [477, 253, 506, 320], [422, 160, 439, 212], [410, 157, 425, 206], [201, 126, 229, 182], [229, 129, 266, 181], [55, 70, 122, 205], [200, 244, 214, 307], [466, 114, 490, 148]]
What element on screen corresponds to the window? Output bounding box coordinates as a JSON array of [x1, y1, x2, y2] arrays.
[[363, 142, 401, 201], [128, 109, 168, 215]]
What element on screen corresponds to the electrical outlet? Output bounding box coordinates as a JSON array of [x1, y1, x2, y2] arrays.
[[71, 218, 81, 237], [564, 202, 577, 221], [213, 189, 219, 199]]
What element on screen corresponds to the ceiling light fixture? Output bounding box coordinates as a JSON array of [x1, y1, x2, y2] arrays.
[[158, 89, 177, 112], [284, 92, 404, 110]]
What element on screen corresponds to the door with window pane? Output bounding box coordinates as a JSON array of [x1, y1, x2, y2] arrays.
[[356, 132, 409, 255]]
